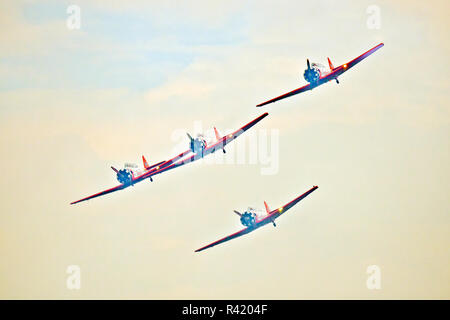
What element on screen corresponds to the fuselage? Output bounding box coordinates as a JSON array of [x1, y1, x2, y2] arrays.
[[190, 137, 207, 155]]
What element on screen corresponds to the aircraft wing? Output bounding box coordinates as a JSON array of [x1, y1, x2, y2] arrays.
[[154, 150, 191, 170], [195, 227, 253, 252], [257, 186, 318, 224], [137, 149, 192, 180], [256, 83, 311, 107], [70, 184, 126, 205], [322, 43, 384, 81], [205, 112, 269, 153], [143, 112, 269, 177]]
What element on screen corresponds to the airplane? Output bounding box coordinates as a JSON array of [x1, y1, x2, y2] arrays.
[[71, 112, 269, 205], [195, 186, 318, 252], [256, 43, 384, 107]]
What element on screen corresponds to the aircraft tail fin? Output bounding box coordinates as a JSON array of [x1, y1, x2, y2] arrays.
[[142, 155, 150, 170], [214, 126, 226, 153], [214, 127, 221, 141], [264, 201, 271, 214], [327, 57, 334, 70]]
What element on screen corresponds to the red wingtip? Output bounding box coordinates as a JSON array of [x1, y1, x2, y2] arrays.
[[375, 43, 384, 49]]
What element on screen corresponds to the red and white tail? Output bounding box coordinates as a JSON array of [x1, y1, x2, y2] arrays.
[[213, 127, 221, 141], [214, 127, 227, 153], [327, 57, 334, 71], [142, 155, 150, 170], [264, 201, 271, 214]]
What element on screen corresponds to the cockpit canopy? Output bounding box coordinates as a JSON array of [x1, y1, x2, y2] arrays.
[[311, 62, 326, 70]]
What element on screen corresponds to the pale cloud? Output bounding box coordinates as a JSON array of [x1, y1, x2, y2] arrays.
[[1, 0, 449, 299], [0, 1, 79, 57], [145, 79, 215, 105]]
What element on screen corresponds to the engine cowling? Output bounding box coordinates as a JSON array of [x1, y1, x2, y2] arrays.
[[240, 211, 257, 227], [190, 138, 207, 155], [303, 67, 320, 83], [116, 169, 132, 185]]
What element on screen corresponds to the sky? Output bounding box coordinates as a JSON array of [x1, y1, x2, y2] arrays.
[[0, 0, 449, 299]]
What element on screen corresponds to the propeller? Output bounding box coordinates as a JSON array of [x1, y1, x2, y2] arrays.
[[233, 210, 242, 217], [111, 166, 119, 173], [307, 59, 311, 70], [186, 133, 194, 142]]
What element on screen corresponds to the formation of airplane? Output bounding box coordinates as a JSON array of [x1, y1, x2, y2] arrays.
[[195, 186, 318, 252], [72, 42, 384, 252], [70, 112, 268, 205], [256, 43, 384, 107]]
